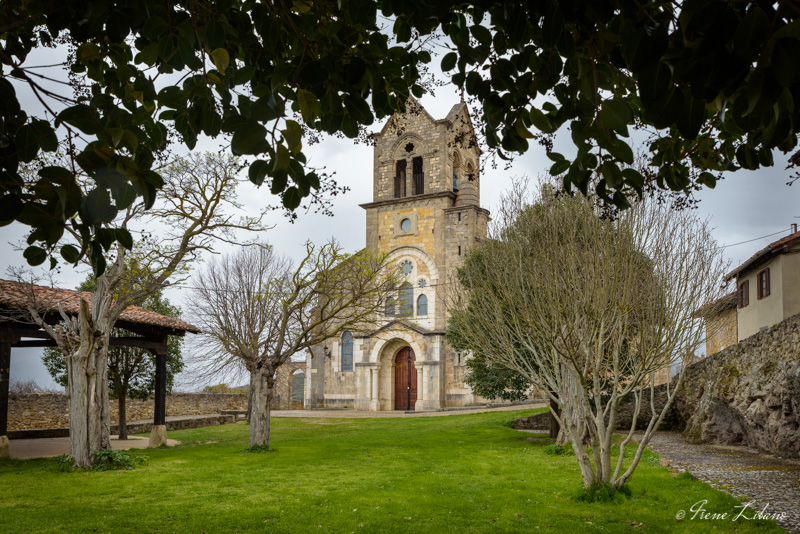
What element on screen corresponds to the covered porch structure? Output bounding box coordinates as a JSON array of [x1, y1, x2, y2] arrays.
[[0, 279, 200, 458]]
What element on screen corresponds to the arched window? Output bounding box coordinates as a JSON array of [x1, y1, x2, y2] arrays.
[[412, 156, 424, 195], [417, 294, 428, 316], [394, 160, 407, 198], [452, 152, 461, 192], [398, 282, 413, 317], [385, 298, 395, 317], [341, 331, 353, 372]]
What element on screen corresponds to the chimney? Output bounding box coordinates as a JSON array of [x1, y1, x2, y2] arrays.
[[793, 223, 798, 234]]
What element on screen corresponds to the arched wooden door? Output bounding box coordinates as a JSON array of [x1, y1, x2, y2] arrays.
[[394, 347, 417, 411]]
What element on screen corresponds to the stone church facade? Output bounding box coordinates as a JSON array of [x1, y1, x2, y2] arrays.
[[305, 101, 491, 411]]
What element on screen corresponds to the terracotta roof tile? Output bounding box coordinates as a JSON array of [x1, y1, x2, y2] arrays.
[[723, 231, 800, 281], [0, 279, 200, 334]]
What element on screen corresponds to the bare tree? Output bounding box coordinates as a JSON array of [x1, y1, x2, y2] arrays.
[[447, 184, 727, 489], [190, 242, 396, 449], [19, 151, 266, 467]]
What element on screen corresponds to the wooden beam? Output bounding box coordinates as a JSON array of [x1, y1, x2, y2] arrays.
[[116, 321, 186, 338], [12, 337, 169, 351], [0, 342, 10, 436], [153, 351, 167, 426], [109, 337, 167, 351], [152, 333, 168, 427], [15, 330, 53, 339], [13, 340, 57, 348]]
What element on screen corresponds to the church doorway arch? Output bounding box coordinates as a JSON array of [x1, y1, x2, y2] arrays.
[[394, 347, 417, 410]]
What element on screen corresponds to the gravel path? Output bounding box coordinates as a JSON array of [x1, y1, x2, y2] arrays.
[[645, 431, 800, 532]]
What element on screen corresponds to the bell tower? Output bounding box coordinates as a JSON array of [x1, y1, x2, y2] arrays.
[[360, 100, 490, 314]]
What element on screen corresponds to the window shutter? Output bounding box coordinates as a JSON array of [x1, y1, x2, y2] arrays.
[[738, 280, 750, 308]]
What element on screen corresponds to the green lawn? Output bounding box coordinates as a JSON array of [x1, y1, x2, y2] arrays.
[[0, 408, 784, 533]]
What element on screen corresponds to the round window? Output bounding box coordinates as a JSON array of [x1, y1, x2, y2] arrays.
[[400, 218, 411, 232]]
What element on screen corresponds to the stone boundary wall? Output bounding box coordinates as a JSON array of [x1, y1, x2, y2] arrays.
[[513, 385, 678, 432], [8, 393, 248, 431], [518, 313, 800, 458], [675, 312, 800, 457]]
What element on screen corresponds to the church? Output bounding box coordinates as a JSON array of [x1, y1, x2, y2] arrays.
[[305, 100, 491, 411]]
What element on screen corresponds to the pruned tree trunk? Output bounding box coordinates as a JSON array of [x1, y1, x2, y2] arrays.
[[117, 391, 128, 440], [560, 368, 596, 488], [249, 363, 274, 448], [66, 301, 112, 468], [548, 394, 560, 440]]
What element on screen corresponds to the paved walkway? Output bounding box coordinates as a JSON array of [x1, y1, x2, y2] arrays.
[[9, 435, 181, 460], [270, 402, 544, 418], [646, 431, 800, 533]]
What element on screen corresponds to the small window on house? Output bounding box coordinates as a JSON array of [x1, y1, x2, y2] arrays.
[[400, 218, 411, 232], [385, 298, 395, 317], [400, 260, 413, 275], [452, 172, 459, 192], [398, 282, 413, 316], [458, 245, 461, 256], [738, 280, 750, 308], [757, 268, 770, 299], [417, 294, 428, 316], [394, 160, 407, 198], [341, 331, 353, 372], [412, 156, 424, 195]]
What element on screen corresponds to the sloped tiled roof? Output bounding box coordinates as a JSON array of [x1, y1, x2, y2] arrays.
[[724, 231, 800, 281], [694, 291, 737, 317], [0, 279, 200, 334]]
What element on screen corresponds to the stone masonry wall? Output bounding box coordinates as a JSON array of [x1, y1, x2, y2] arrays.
[[610, 312, 800, 456], [675, 312, 800, 457], [705, 306, 738, 355], [8, 393, 248, 431]]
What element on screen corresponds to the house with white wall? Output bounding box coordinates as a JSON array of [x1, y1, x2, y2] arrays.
[[723, 225, 800, 341]]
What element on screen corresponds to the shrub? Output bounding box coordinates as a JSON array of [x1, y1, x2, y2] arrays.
[[573, 482, 632, 503], [9, 379, 63, 395], [245, 444, 276, 453], [544, 443, 574, 456], [203, 383, 234, 393], [91, 449, 148, 471]]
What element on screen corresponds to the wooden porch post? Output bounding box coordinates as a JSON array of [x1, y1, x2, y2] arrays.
[[0, 341, 10, 458], [148, 338, 168, 448]]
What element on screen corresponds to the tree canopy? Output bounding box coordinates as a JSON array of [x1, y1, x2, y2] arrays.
[[1, 0, 429, 272], [3, 0, 799, 271], [448, 186, 727, 488]]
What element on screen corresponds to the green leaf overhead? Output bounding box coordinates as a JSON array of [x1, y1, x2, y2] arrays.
[[3, 0, 800, 273], [1, 0, 430, 272]]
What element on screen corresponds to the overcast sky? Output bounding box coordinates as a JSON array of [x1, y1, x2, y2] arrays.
[[5, 46, 799, 390]]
